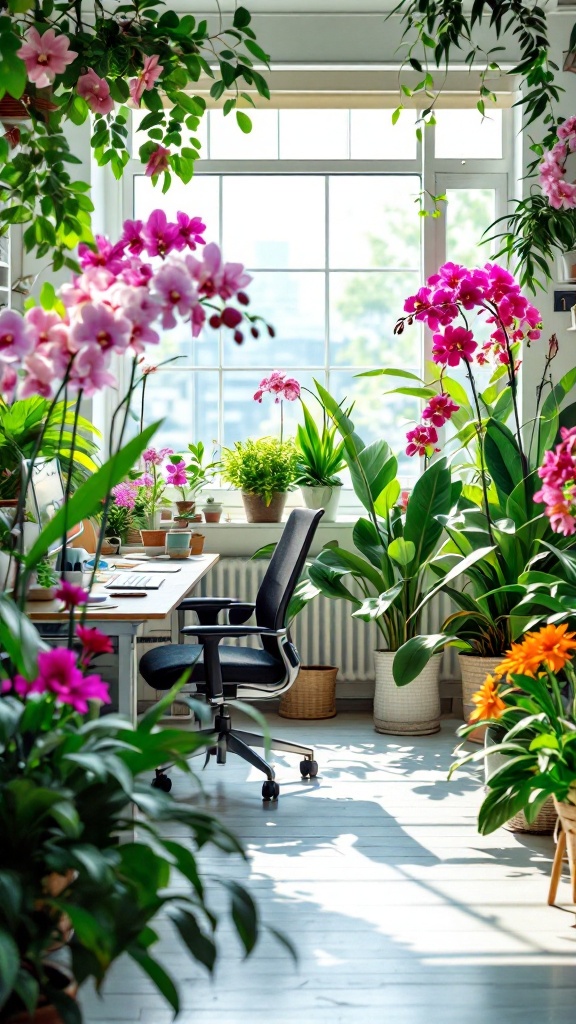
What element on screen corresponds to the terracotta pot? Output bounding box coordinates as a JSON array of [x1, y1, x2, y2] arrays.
[[140, 529, 166, 547], [203, 510, 222, 523], [175, 500, 195, 515], [242, 491, 287, 523], [190, 532, 205, 555], [373, 651, 441, 735], [459, 653, 502, 744]]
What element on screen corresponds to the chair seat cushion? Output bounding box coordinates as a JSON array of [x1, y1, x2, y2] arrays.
[[139, 642, 284, 692]]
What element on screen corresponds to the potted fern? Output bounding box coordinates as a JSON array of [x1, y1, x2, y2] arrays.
[[221, 438, 298, 523]]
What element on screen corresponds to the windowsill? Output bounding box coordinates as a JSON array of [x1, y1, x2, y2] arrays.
[[131, 516, 356, 558]]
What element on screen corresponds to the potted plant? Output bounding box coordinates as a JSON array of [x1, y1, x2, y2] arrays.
[[295, 400, 347, 522], [0, 599, 265, 1024], [305, 386, 480, 736], [380, 263, 576, 738], [167, 443, 220, 518], [221, 438, 299, 523], [450, 623, 576, 895], [202, 497, 223, 523]]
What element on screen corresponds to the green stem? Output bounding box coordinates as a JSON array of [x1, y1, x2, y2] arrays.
[[463, 356, 494, 544]]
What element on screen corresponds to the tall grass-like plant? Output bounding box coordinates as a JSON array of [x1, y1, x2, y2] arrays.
[[295, 401, 346, 488]]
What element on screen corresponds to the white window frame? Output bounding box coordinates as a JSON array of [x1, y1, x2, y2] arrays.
[[98, 106, 514, 512]]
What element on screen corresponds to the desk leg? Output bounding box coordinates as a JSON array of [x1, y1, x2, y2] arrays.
[[118, 632, 138, 722]]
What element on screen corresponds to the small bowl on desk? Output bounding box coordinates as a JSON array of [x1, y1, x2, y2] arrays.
[[167, 549, 191, 560]]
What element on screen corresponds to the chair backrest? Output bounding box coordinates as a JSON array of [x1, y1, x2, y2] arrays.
[[255, 508, 324, 654]]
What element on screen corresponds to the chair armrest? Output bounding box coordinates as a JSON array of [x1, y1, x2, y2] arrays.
[[180, 625, 287, 640], [177, 596, 243, 611]]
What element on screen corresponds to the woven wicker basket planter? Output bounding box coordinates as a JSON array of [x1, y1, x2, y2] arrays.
[[279, 665, 338, 719], [373, 651, 441, 736], [460, 653, 502, 744], [484, 730, 557, 834]]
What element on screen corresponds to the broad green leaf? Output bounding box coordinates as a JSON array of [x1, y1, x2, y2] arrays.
[[388, 538, 416, 567], [393, 633, 454, 686]]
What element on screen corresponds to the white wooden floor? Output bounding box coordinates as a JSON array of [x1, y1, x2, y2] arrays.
[[81, 714, 576, 1024]]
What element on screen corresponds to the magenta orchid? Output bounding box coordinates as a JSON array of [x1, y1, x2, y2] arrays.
[[13, 648, 110, 714], [254, 370, 301, 404], [55, 580, 89, 609], [405, 425, 440, 458], [421, 393, 459, 427], [76, 68, 115, 115]]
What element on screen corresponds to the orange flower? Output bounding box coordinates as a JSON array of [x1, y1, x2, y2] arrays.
[[469, 674, 507, 722], [522, 623, 576, 673], [495, 640, 541, 680]]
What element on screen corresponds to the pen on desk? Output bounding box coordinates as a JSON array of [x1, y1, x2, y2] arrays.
[[108, 592, 148, 598]]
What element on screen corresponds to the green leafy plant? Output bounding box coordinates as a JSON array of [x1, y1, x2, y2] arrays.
[[0, 659, 267, 1024], [450, 624, 576, 834], [0, 2, 270, 269], [221, 437, 298, 505], [169, 443, 221, 502], [0, 397, 100, 500], [295, 401, 346, 488], [35, 556, 58, 589]]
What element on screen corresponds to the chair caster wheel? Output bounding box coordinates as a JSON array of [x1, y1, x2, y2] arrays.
[[300, 759, 318, 778], [262, 780, 280, 801], [152, 771, 172, 792]]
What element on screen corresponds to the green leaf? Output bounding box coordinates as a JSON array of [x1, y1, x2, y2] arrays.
[[388, 538, 416, 567], [393, 633, 454, 685], [236, 110, 252, 134], [25, 422, 162, 568], [233, 6, 252, 28], [169, 907, 216, 971], [129, 950, 179, 1014], [0, 31, 27, 99], [0, 927, 19, 1008], [221, 879, 258, 955]]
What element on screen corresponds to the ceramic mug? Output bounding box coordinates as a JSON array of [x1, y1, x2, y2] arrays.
[[165, 530, 192, 554]]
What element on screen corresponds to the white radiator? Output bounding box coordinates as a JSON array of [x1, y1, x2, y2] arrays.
[[198, 558, 456, 684]]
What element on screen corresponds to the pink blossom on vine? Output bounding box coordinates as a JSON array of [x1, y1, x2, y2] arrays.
[[145, 146, 171, 178], [17, 27, 77, 88], [129, 54, 164, 105], [77, 69, 115, 115]]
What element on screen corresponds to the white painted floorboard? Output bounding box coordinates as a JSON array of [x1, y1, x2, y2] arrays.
[[81, 715, 576, 1024]]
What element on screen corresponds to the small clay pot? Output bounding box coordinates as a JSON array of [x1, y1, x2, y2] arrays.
[[190, 533, 205, 555], [140, 529, 166, 547], [175, 500, 195, 515]]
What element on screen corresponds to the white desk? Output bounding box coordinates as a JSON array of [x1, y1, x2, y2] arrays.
[[27, 554, 219, 721]]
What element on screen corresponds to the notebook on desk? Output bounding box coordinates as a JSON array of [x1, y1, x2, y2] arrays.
[[104, 573, 165, 591]]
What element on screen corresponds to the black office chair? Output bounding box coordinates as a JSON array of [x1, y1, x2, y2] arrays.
[[139, 508, 324, 800]]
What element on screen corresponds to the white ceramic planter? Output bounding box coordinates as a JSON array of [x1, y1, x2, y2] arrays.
[[300, 483, 341, 521], [373, 651, 441, 735], [561, 249, 576, 282]]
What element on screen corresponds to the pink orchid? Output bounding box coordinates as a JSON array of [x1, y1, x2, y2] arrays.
[[220, 261, 252, 300], [17, 27, 77, 88], [534, 427, 576, 535], [145, 145, 170, 178], [60, 267, 116, 309], [432, 325, 477, 366], [422, 392, 459, 427], [0, 365, 17, 403], [109, 285, 161, 351], [405, 425, 440, 458], [151, 260, 198, 329], [166, 460, 188, 488], [77, 68, 114, 115], [21, 350, 56, 399], [186, 243, 223, 297], [0, 309, 35, 363], [174, 213, 206, 252], [56, 580, 89, 608], [79, 235, 125, 274], [142, 210, 179, 258], [189, 303, 206, 338], [134, 472, 154, 487], [121, 258, 154, 288], [70, 303, 132, 354], [25, 307, 69, 350], [428, 262, 468, 289], [546, 178, 576, 210], [69, 345, 116, 397], [119, 219, 145, 256], [254, 371, 301, 403], [129, 54, 164, 105]]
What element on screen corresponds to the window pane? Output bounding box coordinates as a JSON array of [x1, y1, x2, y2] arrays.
[[435, 109, 502, 160], [209, 109, 278, 160], [143, 369, 219, 451], [330, 271, 421, 367], [222, 176, 325, 268], [222, 370, 323, 447], [329, 176, 421, 269], [152, 322, 219, 369], [132, 110, 208, 157], [223, 271, 325, 368], [134, 174, 220, 243], [329, 371, 420, 484], [445, 188, 496, 267], [350, 109, 417, 160], [279, 109, 349, 160]]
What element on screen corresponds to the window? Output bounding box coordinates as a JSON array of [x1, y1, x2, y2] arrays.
[[120, 104, 510, 489]]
